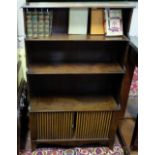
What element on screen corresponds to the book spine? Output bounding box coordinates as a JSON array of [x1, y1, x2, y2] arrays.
[[32, 9, 38, 38], [26, 9, 33, 38], [44, 9, 50, 37], [38, 9, 44, 37]]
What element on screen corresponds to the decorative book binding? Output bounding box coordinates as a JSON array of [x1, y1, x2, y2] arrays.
[[26, 9, 52, 38]]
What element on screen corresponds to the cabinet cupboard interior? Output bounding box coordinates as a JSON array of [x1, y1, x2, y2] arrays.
[[23, 2, 137, 149]]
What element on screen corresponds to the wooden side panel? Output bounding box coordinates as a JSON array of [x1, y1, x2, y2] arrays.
[[30, 112, 73, 140], [75, 111, 113, 139]]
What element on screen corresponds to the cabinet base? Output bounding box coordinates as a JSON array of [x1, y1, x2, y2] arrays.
[[31, 138, 114, 150]]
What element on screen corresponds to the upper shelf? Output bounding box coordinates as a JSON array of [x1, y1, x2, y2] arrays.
[[25, 35, 129, 42], [23, 2, 137, 8]]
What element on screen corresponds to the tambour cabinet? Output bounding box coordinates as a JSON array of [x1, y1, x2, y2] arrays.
[[23, 2, 137, 149]]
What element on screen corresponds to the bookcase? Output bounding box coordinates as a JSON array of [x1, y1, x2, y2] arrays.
[[23, 2, 137, 149]]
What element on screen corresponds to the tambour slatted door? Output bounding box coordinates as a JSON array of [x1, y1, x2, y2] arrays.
[[75, 111, 113, 139], [30, 112, 73, 140]]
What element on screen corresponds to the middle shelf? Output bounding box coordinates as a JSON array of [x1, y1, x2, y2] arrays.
[[28, 63, 125, 74], [30, 95, 120, 112]]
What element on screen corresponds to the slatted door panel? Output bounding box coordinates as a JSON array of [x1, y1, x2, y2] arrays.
[[30, 112, 73, 140], [75, 112, 113, 139]]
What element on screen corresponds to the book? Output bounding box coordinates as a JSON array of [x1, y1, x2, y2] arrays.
[[38, 9, 44, 37], [32, 9, 38, 38], [90, 9, 106, 35], [68, 8, 88, 35], [105, 9, 123, 36], [44, 9, 51, 37], [52, 9, 68, 34], [26, 9, 33, 38]]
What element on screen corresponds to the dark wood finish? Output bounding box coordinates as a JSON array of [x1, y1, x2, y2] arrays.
[[122, 8, 133, 36], [30, 96, 120, 112], [26, 41, 127, 65], [27, 74, 123, 98], [117, 38, 138, 154], [32, 138, 110, 148], [23, 6, 135, 149], [131, 115, 138, 150], [119, 39, 138, 119], [117, 128, 130, 155]]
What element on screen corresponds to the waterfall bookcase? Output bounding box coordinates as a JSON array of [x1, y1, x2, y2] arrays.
[[23, 2, 137, 150]]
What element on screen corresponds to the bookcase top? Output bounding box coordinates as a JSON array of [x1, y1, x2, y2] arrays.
[[23, 2, 138, 8]]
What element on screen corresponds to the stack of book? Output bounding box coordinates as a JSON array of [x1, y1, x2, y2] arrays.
[[25, 9, 52, 38]]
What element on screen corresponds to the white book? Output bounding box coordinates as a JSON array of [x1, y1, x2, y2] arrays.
[[105, 9, 123, 36], [68, 8, 88, 35]]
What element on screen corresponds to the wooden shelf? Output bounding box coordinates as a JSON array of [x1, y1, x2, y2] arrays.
[[26, 34, 129, 42], [28, 63, 125, 74], [30, 96, 120, 112], [23, 2, 137, 8]]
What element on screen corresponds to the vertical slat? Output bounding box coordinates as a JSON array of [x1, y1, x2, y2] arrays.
[[75, 112, 78, 138], [104, 112, 109, 138], [41, 112, 44, 139], [69, 112, 72, 138], [76, 112, 80, 138], [96, 112, 102, 138], [106, 112, 113, 137], [81, 112, 84, 138], [39, 113, 41, 139], [51, 112, 54, 139], [105, 112, 111, 138], [46, 112, 48, 139], [56, 112, 59, 139], [104, 112, 109, 137], [54, 112, 57, 139], [35, 113, 38, 139], [96, 112, 101, 138], [60, 112, 62, 138], [57, 112, 61, 139], [57, 113, 59, 139], [85, 112, 89, 138], [107, 112, 112, 137], [82, 112, 86, 138], [100, 112, 106, 137], [44, 112, 46, 139], [93, 112, 99, 138], [64, 112, 67, 138], [48, 112, 51, 139], [60, 112, 63, 138]]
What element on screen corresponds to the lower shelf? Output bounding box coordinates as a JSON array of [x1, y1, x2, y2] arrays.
[[30, 95, 120, 112]]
